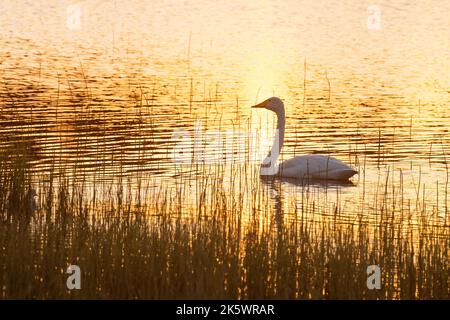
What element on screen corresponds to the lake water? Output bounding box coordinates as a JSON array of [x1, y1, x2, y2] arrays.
[[0, 0, 449, 223]]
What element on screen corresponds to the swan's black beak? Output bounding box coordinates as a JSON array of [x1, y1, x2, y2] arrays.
[[251, 101, 267, 109]]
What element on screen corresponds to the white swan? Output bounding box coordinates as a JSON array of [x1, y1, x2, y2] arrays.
[[252, 97, 358, 181]]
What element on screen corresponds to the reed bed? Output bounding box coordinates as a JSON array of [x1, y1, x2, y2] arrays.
[[0, 148, 448, 300]]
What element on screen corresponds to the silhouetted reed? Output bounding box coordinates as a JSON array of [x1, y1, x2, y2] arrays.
[[0, 150, 447, 299]]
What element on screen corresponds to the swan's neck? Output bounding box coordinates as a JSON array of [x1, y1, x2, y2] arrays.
[[260, 108, 285, 176]]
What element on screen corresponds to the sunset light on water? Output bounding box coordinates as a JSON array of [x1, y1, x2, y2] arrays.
[[0, 0, 448, 306]]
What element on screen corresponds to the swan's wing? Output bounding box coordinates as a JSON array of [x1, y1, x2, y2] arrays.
[[279, 155, 357, 180]]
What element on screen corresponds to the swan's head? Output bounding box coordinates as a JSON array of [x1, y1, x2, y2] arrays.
[[251, 97, 284, 114]]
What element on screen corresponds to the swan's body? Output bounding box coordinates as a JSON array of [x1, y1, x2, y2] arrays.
[[279, 155, 357, 180], [252, 97, 357, 181]]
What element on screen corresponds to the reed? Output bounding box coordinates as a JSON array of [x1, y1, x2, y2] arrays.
[[0, 149, 447, 300]]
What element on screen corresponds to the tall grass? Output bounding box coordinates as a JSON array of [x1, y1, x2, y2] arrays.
[[0, 149, 448, 300]]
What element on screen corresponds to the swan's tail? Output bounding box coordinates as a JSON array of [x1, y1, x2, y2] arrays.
[[334, 169, 358, 180]]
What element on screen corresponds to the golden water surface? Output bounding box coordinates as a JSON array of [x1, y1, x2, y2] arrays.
[[1, 0, 449, 223]]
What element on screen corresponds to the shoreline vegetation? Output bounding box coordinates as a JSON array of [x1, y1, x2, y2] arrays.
[[0, 149, 448, 299]]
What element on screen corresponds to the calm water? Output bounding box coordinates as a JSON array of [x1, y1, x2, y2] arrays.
[[0, 0, 449, 221]]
